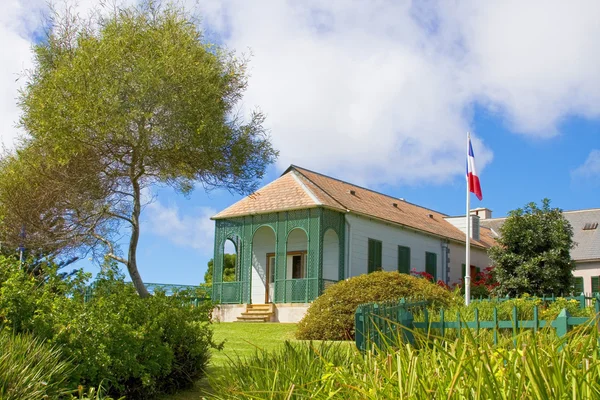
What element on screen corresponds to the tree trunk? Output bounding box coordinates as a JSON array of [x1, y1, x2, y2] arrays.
[[128, 176, 151, 298]]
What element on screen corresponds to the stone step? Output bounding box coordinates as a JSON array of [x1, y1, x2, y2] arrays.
[[236, 304, 275, 322], [247, 304, 274, 310], [237, 315, 270, 322], [241, 311, 274, 316]]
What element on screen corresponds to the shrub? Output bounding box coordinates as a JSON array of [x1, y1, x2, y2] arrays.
[[296, 271, 457, 340], [0, 256, 218, 399], [0, 330, 72, 400]]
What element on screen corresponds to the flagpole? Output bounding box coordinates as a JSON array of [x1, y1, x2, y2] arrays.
[[465, 133, 471, 306]]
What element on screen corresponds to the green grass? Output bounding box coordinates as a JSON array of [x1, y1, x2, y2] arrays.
[[160, 322, 299, 400], [211, 322, 298, 367]]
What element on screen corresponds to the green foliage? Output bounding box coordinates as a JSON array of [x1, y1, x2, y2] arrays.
[[296, 271, 456, 340], [0, 330, 73, 400], [211, 325, 600, 399], [0, 256, 218, 399], [4, 0, 277, 295], [489, 199, 576, 296], [204, 254, 237, 285], [446, 295, 593, 321]]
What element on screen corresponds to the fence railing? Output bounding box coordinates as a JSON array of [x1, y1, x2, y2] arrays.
[[84, 282, 211, 304], [355, 296, 600, 352]]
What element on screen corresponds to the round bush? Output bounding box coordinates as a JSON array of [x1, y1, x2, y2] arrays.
[[296, 271, 457, 340]]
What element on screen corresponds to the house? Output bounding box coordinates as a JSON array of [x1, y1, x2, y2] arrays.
[[211, 165, 496, 322], [481, 209, 600, 294]]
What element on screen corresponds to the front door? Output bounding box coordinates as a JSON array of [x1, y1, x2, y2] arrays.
[[266, 254, 275, 303]]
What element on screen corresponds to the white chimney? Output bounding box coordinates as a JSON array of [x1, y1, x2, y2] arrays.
[[470, 207, 492, 220], [443, 214, 480, 240]]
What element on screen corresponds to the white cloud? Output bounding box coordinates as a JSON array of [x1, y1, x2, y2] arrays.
[[143, 200, 216, 254], [572, 150, 600, 180], [2, 1, 600, 186]]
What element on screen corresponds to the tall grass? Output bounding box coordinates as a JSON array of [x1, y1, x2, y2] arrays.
[[209, 325, 600, 399], [0, 330, 73, 400]]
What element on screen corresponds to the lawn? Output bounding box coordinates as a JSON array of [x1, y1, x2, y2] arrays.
[[160, 322, 298, 400]]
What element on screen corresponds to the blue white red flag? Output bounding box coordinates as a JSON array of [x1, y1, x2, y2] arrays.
[[467, 138, 483, 200]]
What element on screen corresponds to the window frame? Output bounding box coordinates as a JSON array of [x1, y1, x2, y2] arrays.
[[425, 252, 437, 282], [368, 238, 383, 273], [398, 245, 411, 274]]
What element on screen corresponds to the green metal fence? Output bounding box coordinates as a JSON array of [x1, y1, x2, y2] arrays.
[[84, 282, 211, 304], [355, 296, 600, 352]]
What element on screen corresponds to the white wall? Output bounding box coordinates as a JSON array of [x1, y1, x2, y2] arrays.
[[323, 229, 339, 281], [447, 242, 492, 285], [345, 214, 442, 279], [251, 226, 276, 303], [573, 261, 600, 293]]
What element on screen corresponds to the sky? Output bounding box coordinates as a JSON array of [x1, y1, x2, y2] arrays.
[[1, 0, 599, 285]]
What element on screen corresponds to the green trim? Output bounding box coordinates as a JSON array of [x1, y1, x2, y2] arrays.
[[426, 252, 437, 281], [573, 277, 584, 293], [398, 246, 410, 274], [368, 238, 383, 273], [212, 208, 345, 304]]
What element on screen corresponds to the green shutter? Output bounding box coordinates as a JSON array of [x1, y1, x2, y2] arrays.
[[592, 277, 600, 294], [426, 252, 437, 281], [573, 277, 584, 294], [398, 246, 411, 274], [461, 263, 466, 278], [368, 239, 382, 273]]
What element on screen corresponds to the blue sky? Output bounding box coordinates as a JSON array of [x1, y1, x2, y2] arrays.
[[1, 1, 599, 285]]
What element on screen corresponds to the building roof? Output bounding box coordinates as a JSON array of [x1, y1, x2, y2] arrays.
[[213, 165, 496, 249], [481, 208, 600, 261]]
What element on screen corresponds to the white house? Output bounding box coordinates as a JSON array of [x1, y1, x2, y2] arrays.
[[211, 165, 496, 322]]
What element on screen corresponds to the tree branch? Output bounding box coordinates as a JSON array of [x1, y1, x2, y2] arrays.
[[91, 232, 127, 265]]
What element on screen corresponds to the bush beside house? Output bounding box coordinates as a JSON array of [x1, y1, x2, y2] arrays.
[[0, 256, 218, 399], [296, 271, 457, 340]]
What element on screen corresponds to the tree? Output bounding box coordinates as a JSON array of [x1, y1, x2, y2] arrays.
[[489, 199, 575, 296], [6, 2, 277, 297], [204, 254, 237, 286]]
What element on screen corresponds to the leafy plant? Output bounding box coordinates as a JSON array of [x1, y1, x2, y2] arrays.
[[296, 271, 457, 340], [0, 256, 218, 399], [489, 199, 575, 296], [211, 323, 600, 399], [0, 330, 72, 400]]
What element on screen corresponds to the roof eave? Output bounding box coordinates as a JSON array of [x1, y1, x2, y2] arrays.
[[346, 210, 489, 249], [211, 204, 345, 220]]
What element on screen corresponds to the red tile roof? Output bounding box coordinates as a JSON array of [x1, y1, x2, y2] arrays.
[[212, 165, 495, 248]]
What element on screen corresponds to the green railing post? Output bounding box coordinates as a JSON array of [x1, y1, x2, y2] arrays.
[[355, 305, 365, 352], [440, 308, 445, 338], [554, 308, 570, 339], [512, 306, 518, 348], [398, 306, 415, 345], [493, 307, 498, 345], [533, 305, 539, 334], [456, 311, 461, 339]]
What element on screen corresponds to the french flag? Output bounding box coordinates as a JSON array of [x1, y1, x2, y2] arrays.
[[467, 137, 483, 200]]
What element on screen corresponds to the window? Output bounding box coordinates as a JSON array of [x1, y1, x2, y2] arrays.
[[268, 255, 276, 283], [573, 277, 584, 294], [292, 254, 305, 279], [592, 277, 600, 294], [368, 239, 382, 273], [398, 246, 410, 274], [426, 252, 437, 281]]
